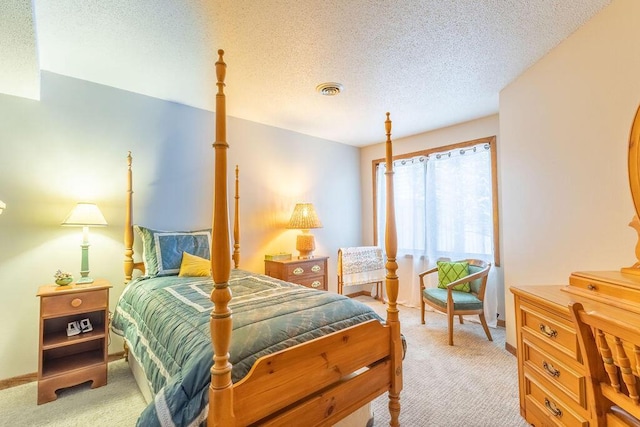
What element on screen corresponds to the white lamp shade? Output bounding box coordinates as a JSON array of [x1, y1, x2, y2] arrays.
[[62, 203, 108, 226]]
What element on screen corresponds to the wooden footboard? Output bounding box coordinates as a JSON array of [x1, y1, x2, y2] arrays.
[[234, 320, 392, 426]]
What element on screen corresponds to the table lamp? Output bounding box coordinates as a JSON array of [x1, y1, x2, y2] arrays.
[[287, 203, 323, 259], [62, 202, 108, 284]]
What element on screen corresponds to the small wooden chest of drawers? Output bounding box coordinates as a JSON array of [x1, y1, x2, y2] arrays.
[[264, 256, 328, 291], [512, 286, 590, 427]]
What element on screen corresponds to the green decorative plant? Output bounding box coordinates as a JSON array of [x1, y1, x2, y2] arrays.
[[54, 270, 73, 286]]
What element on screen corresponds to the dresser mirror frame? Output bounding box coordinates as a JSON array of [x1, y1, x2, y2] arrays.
[[624, 104, 640, 274]]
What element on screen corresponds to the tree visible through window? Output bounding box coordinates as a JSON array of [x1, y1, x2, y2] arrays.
[[374, 136, 499, 266]]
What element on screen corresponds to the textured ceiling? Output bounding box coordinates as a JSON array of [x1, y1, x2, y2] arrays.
[[0, 0, 39, 100], [4, 0, 611, 146]]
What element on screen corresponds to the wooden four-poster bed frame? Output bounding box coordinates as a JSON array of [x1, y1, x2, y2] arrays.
[[121, 50, 402, 426]]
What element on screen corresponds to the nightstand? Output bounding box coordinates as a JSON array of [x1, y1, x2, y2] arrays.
[[264, 256, 328, 291], [36, 278, 112, 404]]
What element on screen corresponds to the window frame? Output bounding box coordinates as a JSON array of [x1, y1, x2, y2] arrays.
[[372, 135, 501, 266]]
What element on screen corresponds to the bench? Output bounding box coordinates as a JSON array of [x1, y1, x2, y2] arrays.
[[337, 246, 385, 300]]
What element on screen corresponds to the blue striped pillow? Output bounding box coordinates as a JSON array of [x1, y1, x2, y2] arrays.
[[135, 225, 211, 277]]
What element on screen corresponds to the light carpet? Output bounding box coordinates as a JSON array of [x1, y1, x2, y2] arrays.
[[362, 298, 527, 427], [0, 299, 527, 427], [0, 359, 145, 427]]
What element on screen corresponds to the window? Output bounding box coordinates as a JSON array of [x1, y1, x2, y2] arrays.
[[374, 136, 500, 266]]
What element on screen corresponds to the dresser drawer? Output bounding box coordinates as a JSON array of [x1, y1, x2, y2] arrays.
[[525, 398, 558, 427], [520, 302, 579, 362], [525, 374, 588, 427], [41, 289, 108, 317], [286, 261, 325, 278], [295, 276, 326, 291], [522, 337, 586, 408], [569, 274, 640, 304]]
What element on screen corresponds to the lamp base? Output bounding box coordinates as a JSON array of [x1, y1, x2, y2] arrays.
[[296, 234, 316, 259], [78, 241, 93, 284]]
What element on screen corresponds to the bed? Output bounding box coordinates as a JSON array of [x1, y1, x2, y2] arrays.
[[111, 50, 402, 427]]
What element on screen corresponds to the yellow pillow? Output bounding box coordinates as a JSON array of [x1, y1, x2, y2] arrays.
[[178, 252, 211, 277]]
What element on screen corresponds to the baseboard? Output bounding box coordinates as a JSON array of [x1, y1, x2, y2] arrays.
[[109, 351, 126, 362], [345, 290, 371, 298], [345, 290, 385, 302], [0, 351, 125, 390], [497, 319, 506, 328], [0, 372, 36, 390], [505, 341, 517, 356]]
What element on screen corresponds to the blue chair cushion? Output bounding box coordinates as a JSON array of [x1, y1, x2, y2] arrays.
[[422, 288, 483, 311]]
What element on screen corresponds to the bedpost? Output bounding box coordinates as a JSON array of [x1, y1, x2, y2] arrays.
[[209, 49, 235, 427], [124, 151, 134, 283], [384, 112, 402, 426], [233, 165, 240, 269]]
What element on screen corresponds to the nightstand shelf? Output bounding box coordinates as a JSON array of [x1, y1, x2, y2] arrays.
[[41, 349, 105, 378], [264, 256, 328, 291], [42, 328, 106, 349], [36, 279, 112, 404]]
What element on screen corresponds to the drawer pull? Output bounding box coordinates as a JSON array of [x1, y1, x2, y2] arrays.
[[587, 284, 597, 291], [539, 323, 558, 339], [311, 281, 321, 288], [542, 361, 560, 378], [293, 267, 304, 275], [71, 298, 83, 308], [544, 398, 563, 418], [311, 265, 321, 273]]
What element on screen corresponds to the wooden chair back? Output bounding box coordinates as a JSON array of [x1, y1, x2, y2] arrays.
[[569, 302, 640, 426]]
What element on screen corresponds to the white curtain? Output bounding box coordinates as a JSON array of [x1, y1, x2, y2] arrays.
[[376, 143, 497, 326]]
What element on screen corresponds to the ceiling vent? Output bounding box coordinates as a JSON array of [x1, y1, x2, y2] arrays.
[[316, 82, 344, 96]]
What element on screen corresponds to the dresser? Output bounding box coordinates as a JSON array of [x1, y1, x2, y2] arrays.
[[511, 271, 640, 426], [264, 256, 328, 291]]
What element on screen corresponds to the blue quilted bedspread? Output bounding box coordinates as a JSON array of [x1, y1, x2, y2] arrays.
[[111, 269, 382, 427]]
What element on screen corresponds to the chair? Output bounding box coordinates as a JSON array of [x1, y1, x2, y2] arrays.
[[418, 259, 492, 346], [569, 302, 640, 426]]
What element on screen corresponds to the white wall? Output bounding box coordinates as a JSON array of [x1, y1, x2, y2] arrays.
[[500, 0, 640, 346], [0, 72, 362, 379], [359, 115, 504, 316]]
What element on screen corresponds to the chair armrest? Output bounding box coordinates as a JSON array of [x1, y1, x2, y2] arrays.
[[418, 266, 438, 278], [418, 266, 438, 291], [445, 266, 490, 290]]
